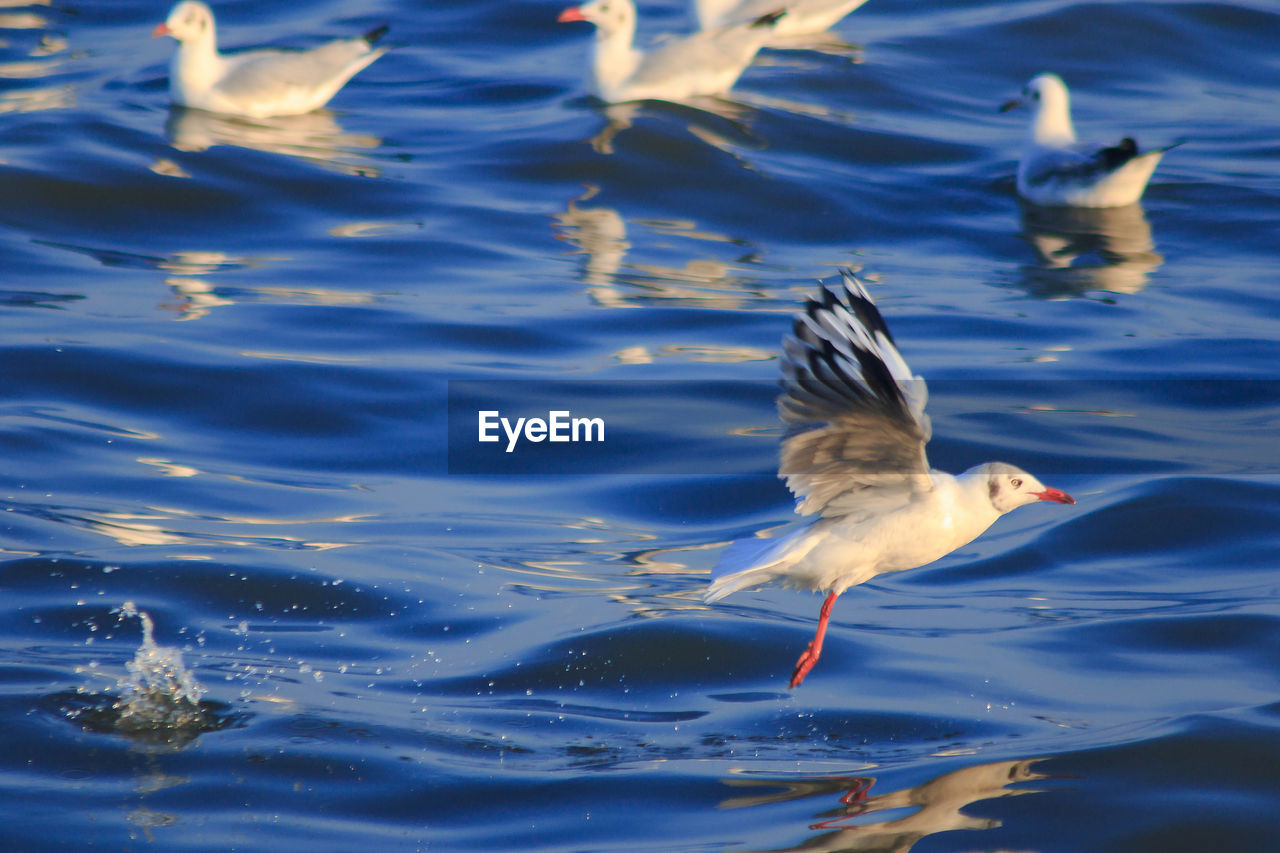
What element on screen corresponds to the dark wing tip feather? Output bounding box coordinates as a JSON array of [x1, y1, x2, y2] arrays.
[[782, 270, 912, 429], [834, 269, 898, 346], [752, 9, 787, 27], [363, 24, 390, 45]]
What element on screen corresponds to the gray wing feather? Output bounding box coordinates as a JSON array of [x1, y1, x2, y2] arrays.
[[218, 38, 380, 100], [628, 17, 771, 90]]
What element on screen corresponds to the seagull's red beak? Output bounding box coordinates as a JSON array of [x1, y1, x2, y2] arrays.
[[1033, 488, 1075, 505], [152, 23, 172, 38], [558, 6, 587, 22]]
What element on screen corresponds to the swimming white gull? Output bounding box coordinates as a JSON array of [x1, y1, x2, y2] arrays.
[[706, 271, 1075, 688], [558, 0, 784, 104], [1002, 72, 1177, 208], [153, 1, 388, 118]]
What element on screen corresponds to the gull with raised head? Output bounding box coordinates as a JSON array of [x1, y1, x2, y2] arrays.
[[558, 0, 784, 104], [153, 0, 388, 118], [1002, 72, 1177, 208], [706, 271, 1075, 688]]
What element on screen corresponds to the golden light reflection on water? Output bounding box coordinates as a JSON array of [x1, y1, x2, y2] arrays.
[[0, 5, 69, 112], [80, 509, 356, 550], [0, 55, 62, 78], [237, 350, 374, 365], [35, 240, 377, 320], [160, 277, 235, 320], [0, 12, 47, 29], [612, 344, 774, 365], [0, 83, 73, 113], [329, 221, 425, 238], [481, 515, 737, 618], [135, 458, 199, 478]]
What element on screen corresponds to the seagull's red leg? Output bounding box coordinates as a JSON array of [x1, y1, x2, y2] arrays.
[[790, 591, 839, 688]]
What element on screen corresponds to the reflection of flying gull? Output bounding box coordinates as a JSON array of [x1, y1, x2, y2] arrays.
[[718, 758, 1050, 851], [696, 0, 868, 38], [153, 0, 388, 117], [558, 0, 784, 104], [706, 272, 1074, 688], [1001, 73, 1178, 208]]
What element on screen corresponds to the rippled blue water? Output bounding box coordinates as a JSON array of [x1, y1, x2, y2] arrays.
[[2, 0, 1279, 849]]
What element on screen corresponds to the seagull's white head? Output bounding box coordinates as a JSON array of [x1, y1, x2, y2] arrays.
[[1001, 72, 1075, 144], [980, 462, 1075, 514], [153, 1, 215, 44], [557, 0, 636, 38]]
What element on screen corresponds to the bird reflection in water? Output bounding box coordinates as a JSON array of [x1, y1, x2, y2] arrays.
[[718, 757, 1051, 852], [161, 107, 382, 176], [554, 185, 766, 311], [587, 98, 762, 155], [1018, 201, 1163, 298], [587, 86, 847, 154]]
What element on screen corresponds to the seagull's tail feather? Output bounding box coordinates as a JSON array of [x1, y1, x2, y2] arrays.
[[706, 527, 807, 603]]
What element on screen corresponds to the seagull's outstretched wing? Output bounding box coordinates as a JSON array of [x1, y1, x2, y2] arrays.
[[778, 270, 933, 519]]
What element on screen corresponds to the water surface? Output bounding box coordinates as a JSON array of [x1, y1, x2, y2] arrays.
[[1, 0, 1278, 849]]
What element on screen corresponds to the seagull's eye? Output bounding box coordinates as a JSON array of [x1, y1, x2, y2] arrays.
[[1010, 477, 1022, 489]]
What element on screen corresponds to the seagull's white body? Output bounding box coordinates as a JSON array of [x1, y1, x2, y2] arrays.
[[558, 0, 782, 104], [1005, 73, 1174, 208], [708, 470, 1004, 601], [706, 272, 1075, 687], [695, 0, 868, 37], [154, 1, 388, 118]]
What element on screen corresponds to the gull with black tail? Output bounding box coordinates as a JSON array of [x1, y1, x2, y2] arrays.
[[706, 272, 1075, 688], [1002, 72, 1178, 208], [153, 0, 389, 118]]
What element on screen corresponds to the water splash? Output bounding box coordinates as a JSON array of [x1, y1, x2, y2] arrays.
[[111, 601, 208, 733], [55, 602, 232, 745]]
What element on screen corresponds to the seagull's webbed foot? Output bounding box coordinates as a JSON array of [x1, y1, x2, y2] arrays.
[[788, 590, 839, 689], [790, 643, 821, 688]]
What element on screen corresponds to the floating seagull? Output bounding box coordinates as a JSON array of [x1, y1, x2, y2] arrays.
[[706, 271, 1075, 688], [153, 1, 388, 118], [558, 0, 784, 104], [1001, 73, 1177, 208], [695, 0, 868, 38]]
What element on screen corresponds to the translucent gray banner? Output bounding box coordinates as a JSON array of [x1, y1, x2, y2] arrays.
[[447, 379, 1280, 477]]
